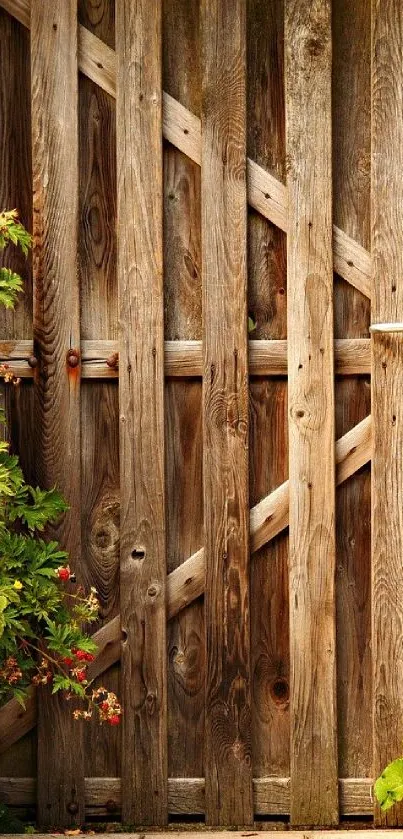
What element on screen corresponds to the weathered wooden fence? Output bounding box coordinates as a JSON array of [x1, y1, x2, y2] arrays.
[[0, 0, 402, 830]]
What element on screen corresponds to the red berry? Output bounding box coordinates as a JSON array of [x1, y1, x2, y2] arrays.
[[75, 650, 87, 661], [62, 656, 74, 667], [84, 653, 95, 662], [100, 701, 109, 712], [108, 714, 120, 726], [57, 567, 70, 581], [76, 669, 86, 683]]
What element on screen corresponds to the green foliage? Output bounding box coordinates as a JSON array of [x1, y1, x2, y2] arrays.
[[375, 758, 403, 811], [0, 211, 122, 726]]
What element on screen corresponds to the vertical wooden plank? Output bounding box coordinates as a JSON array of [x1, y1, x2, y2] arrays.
[[285, 0, 338, 826], [78, 0, 120, 780], [372, 0, 403, 826], [163, 0, 204, 784], [116, 0, 167, 825], [31, 0, 83, 828], [333, 0, 372, 782], [202, 0, 252, 826], [247, 0, 290, 784]]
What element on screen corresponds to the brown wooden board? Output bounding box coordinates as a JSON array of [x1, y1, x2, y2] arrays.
[[202, 0, 252, 825], [78, 0, 120, 780], [332, 0, 372, 782], [371, 0, 403, 826], [116, 0, 168, 825], [31, 0, 84, 827], [162, 0, 204, 784], [285, 0, 338, 825], [247, 0, 289, 786]]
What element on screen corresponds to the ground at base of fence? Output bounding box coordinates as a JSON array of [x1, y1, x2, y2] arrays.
[[7, 831, 403, 839]]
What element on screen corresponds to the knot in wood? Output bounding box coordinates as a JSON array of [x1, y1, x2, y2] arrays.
[[66, 348, 80, 368], [145, 691, 157, 715], [147, 582, 161, 599], [66, 801, 79, 815]]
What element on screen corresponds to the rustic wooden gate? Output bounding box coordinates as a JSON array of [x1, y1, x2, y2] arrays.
[[0, 0, 402, 830]]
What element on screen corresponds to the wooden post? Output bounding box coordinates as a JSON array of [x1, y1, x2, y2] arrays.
[[372, 0, 403, 826], [202, 0, 252, 826], [31, 0, 84, 828], [116, 0, 168, 825], [285, 0, 339, 826]]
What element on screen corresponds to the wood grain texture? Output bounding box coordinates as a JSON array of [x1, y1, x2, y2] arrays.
[[0, 6, 32, 339], [116, 0, 167, 824], [285, 0, 338, 825], [163, 0, 204, 783], [372, 0, 403, 826], [0, 775, 374, 817], [31, 0, 83, 827], [78, 0, 120, 780], [0, 0, 374, 300], [332, 0, 372, 782], [202, 0, 252, 825]]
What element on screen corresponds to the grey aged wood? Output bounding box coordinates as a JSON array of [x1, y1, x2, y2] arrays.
[[202, 0, 252, 825], [116, 0, 168, 824], [285, 0, 338, 825], [372, 0, 403, 826], [31, 0, 84, 827]]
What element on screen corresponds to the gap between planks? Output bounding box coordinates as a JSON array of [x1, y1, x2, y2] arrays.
[[0, 415, 372, 752], [0, 776, 374, 817], [0, 338, 371, 378], [0, 0, 372, 301]]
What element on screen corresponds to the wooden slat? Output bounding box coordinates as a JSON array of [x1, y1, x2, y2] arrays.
[[0, 337, 373, 378], [202, 0, 252, 826], [372, 0, 403, 826], [116, 0, 167, 825], [0, 0, 373, 301], [31, 0, 83, 827], [0, 776, 373, 818], [333, 0, 372, 782], [285, 0, 338, 825]]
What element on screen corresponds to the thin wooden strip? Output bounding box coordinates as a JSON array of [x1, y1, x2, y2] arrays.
[[0, 776, 373, 818], [116, 0, 167, 825], [333, 225, 372, 300], [0, 339, 32, 357], [31, 0, 83, 827], [285, 0, 338, 825], [202, 0, 252, 825], [0, 0, 28, 27], [372, 0, 403, 826], [0, 415, 372, 760]]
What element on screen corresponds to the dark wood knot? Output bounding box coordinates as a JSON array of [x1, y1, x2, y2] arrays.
[[106, 352, 119, 369], [66, 348, 80, 368]]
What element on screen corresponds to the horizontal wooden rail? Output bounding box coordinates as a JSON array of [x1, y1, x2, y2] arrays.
[[0, 338, 371, 377], [0, 775, 373, 816], [0, 415, 371, 753], [0, 0, 371, 301]]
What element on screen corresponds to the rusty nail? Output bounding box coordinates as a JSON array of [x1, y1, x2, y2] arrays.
[[28, 355, 38, 368], [67, 348, 80, 368], [106, 351, 119, 369]]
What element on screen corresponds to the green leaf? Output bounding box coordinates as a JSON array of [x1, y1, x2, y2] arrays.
[[0, 268, 23, 309], [375, 759, 403, 810], [248, 315, 256, 333]]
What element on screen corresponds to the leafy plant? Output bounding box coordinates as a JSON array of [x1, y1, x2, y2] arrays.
[[0, 211, 121, 725], [375, 758, 403, 811]]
